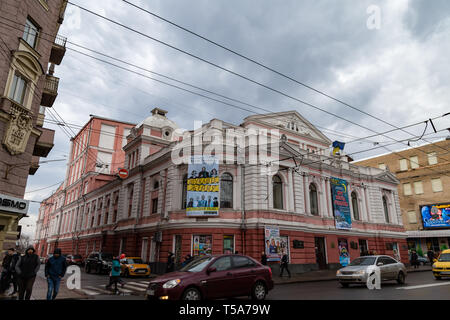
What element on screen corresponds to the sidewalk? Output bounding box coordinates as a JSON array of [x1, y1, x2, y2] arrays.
[[273, 265, 433, 285]]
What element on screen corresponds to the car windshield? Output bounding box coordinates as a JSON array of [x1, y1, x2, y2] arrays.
[[127, 259, 143, 264], [180, 256, 214, 272], [438, 253, 450, 262], [349, 257, 376, 266], [101, 254, 113, 261]]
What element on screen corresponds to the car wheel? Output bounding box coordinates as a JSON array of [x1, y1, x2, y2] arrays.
[[251, 281, 267, 300], [340, 282, 349, 288], [396, 272, 405, 284], [182, 287, 202, 300]]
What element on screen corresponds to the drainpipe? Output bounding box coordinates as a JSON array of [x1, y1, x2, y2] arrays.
[[241, 163, 246, 255]]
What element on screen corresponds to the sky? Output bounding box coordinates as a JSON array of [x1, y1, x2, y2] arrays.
[[20, 0, 450, 239]]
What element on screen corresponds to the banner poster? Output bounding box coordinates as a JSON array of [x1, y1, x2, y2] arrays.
[[193, 235, 212, 256], [264, 226, 288, 262], [338, 238, 350, 267], [330, 177, 352, 230], [421, 203, 450, 229], [186, 155, 220, 216]]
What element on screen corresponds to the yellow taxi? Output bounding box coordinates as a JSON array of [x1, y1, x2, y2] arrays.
[[432, 249, 450, 280], [120, 257, 151, 277]]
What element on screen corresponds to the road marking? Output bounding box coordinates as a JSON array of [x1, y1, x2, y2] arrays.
[[397, 282, 450, 290], [127, 282, 149, 288], [117, 287, 133, 293], [81, 288, 101, 296], [85, 286, 111, 295], [124, 284, 146, 291]]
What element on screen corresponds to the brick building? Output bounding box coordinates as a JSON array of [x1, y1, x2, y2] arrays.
[[353, 139, 450, 256], [35, 109, 409, 273], [0, 0, 67, 258]]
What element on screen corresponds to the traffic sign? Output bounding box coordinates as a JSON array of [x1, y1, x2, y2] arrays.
[[118, 168, 129, 179]]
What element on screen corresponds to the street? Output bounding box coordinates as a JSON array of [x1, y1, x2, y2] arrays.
[[34, 267, 450, 300]]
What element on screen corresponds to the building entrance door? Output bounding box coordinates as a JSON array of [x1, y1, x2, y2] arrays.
[[314, 237, 327, 269]]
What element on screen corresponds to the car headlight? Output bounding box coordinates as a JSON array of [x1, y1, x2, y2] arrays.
[[336, 270, 341, 275], [162, 279, 181, 289], [354, 270, 366, 275], [432, 264, 436, 268]]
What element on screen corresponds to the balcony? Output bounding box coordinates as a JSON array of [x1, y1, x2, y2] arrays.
[[33, 127, 55, 157], [29, 156, 40, 175], [49, 35, 67, 65], [40, 75, 59, 107]]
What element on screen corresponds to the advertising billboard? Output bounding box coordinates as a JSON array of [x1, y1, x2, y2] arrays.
[[421, 203, 450, 229], [264, 226, 289, 262], [330, 177, 352, 230], [186, 155, 220, 216]]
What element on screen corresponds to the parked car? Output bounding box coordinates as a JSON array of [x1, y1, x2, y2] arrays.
[[145, 254, 273, 300], [120, 257, 151, 277], [66, 254, 84, 266], [336, 255, 407, 287], [84, 252, 114, 274], [432, 249, 450, 280]]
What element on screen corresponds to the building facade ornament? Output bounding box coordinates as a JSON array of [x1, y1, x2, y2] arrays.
[[3, 104, 34, 155]]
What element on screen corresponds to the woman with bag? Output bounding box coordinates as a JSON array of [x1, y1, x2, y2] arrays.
[[106, 256, 124, 293]]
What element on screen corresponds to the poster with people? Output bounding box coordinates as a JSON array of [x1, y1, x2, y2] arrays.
[[330, 177, 352, 230], [264, 226, 289, 262], [186, 155, 220, 216], [193, 235, 212, 256], [338, 238, 350, 267], [421, 204, 450, 229]]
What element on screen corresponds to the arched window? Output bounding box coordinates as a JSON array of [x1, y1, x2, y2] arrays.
[[181, 174, 188, 209], [220, 173, 233, 208], [351, 192, 360, 221], [383, 196, 390, 223], [154, 180, 159, 190], [309, 184, 318, 215], [273, 175, 283, 209]]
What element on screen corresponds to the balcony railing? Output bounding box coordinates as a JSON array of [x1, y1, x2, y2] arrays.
[[50, 35, 67, 65], [41, 75, 59, 107]]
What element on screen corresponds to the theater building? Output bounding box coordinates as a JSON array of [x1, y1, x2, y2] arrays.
[[0, 0, 67, 257], [35, 108, 408, 273]]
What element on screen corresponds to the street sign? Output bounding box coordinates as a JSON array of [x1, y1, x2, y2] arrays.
[[118, 168, 129, 179]]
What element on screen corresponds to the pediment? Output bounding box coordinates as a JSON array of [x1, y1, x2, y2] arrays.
[[243, 111, 332, 145], [374, 171, 399, 184]]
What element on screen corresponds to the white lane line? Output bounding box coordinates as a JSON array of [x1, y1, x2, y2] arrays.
[[86, 286, 112, 295], [127, 282, 149, 288], [81, 288, 101, 295], [397, 282, 450, 290], [117, 287, 133, 293], [123, 284, 146, 291]]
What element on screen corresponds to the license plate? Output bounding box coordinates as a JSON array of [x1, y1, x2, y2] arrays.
[[147, 289, 154, 295], [137, 270, 146, 273]]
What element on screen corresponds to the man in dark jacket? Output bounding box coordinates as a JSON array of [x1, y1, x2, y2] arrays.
[[166, 252, 174, 273], [15, 246, 40, 300], [261, 251, 268, 266], [427, 249, 435, 266], [279, 250, 291, 278], [9, 249, 20, 296], [45, 248, 67, 300], [0, 249, 13, 293]]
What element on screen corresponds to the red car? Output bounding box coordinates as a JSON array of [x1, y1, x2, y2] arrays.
[[66, 254, 84, 266], [145, 254, 273, 300]]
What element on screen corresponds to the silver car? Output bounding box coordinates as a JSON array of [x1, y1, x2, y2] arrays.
[[336, 255, 407, 287]]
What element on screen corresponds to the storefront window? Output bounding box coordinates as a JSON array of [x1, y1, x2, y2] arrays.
[[223, 235, 234, 254], [193, 235, 212, 256]]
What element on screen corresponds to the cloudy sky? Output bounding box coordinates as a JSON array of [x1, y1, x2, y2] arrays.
[[21, 0, 450, 238]]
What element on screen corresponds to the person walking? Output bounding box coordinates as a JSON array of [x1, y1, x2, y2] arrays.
[[45, 248, 67, 300], [410, 250, 419, 269], [106, 256, 124, 293], [261, 251, 268, 266], [166, 252, 174, 273], [279, 250, 291, 278], [0, 249, 13, 294], [15, 246, 40, 300], [427, 249, 435, 266], [393, 249, 400, 262]]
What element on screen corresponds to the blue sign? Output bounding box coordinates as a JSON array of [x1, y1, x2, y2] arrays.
[[330, 177, 352, 230], [421, 204, 450, 229]]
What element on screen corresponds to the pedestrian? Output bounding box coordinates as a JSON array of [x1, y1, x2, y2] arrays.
[[261, 251, 267, 266], [0, 249, 13, 294], [106, 256, 124, 293], [166, 252, 174, 273], [427, 249, 435, 265], [181, 254, 193, 267], [8, 248, 20, 297], [393, 249, 400, 262], [45, 248, 67, 300], [410, 250, 419, 269], [15, 246, 40, 300], [279, 250, 291, 278]]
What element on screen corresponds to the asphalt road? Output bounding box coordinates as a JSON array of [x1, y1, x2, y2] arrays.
[[50, 267, 450, 300]]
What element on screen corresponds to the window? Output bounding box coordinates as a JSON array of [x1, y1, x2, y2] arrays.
[[98, 124, 116, 150], [410, 156, 419, 169], [220, 173, 233, 208], [153, 181, 159, 190], [23, 18, 39, 48], [151, 198, 158, 214], [431, 178, 443, 192], [413, 181, 424, 194], [378, 163, 386, 170], [181, 174, 188, 209], [399, 159, 408, 171], [407, 211, 417, 224], [428, 152, 438, 165], [210, 257, 232, 271], [273, 175, 283, 209], [309, 184, 318, 215], [128, 184, 134, 217], [223, 235, 234, 254], [351, 192, 360, 221], [382, 196, 390, 223], [8, 73, 28, 105], [232, 256, 256, 269], [403, 183, 412, 196]]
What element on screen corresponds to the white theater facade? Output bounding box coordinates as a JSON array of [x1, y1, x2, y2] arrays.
[[35, 109, 408, 273]]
